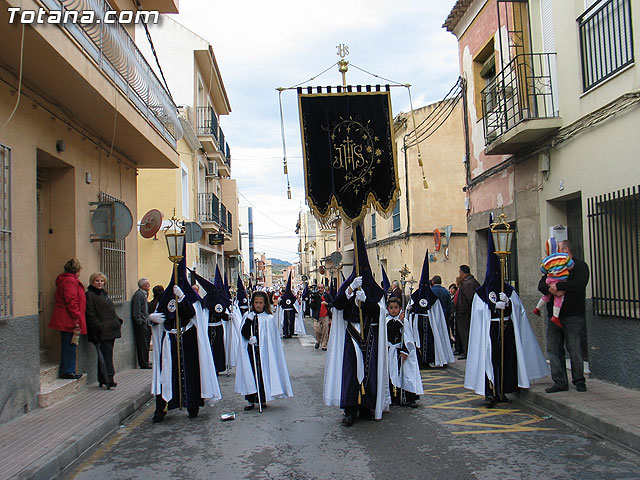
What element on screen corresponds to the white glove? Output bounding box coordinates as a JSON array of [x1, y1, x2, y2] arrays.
[[248, 336, 257, 345], [495, 301, 507, 310], [173, 285, 185, 302], [350, 276, 363, 291], [499, 292, 509, 304], [148, 312, 166, 324], [355, 289, 367, 304]]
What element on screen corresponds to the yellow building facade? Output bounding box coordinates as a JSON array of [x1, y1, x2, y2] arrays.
[[136, 17, 240, 291], [0, 0, 181, 423], [361, 100, 469, 296]]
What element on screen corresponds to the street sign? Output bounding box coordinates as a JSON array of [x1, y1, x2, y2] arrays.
[[208, 233, 225, 245]]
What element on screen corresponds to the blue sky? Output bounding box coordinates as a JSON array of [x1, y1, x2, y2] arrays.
[[174, 1, 460, 262]]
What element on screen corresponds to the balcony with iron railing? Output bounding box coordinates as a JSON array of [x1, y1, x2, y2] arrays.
[[196, 106, 231, 171], [220, 203, 228, 231], [198, 193, 220, 225], [197, 106, 219, 138], [481, 53, 562, 155], [41, 0, 183, 147]]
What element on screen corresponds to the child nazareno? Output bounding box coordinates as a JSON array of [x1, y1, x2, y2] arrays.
[[386, 297, 423, 408], [236, 291, 293, 412], [533, 237, 574, 328]]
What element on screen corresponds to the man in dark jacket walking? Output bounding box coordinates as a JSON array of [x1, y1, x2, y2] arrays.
[[131, 278, 152, 369], [310, 283, 333, 350], [538, 240, 589, 393], [454, 265, 480, 359]]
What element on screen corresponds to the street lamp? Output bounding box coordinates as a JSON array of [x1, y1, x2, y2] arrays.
[[489, 212, 514, 403], [163, 210, 185, 409]]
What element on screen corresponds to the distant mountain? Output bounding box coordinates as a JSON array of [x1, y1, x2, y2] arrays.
[[268, 257, 292, 267]]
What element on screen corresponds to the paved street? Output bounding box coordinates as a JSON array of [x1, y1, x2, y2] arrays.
[[61, 322, 640, 480]]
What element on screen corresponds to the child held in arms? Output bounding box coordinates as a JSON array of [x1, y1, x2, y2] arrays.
[[533, 237, 574, 328]]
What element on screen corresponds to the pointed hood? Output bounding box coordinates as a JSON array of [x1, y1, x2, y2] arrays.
[[476, 227, 515, 308], [223, 272, 231, 302], [336, 225, 384, 304], [213, 266, 230, 302], [381, 264, 391, 296], [236, 275, 249, 308], [155, 243, 200, 321], [191, 269, 230, 313], [280, 272, 297, 308], [410, 250, 438, 313]]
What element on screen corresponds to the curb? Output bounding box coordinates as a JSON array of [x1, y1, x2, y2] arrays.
[[14, 389, 153, 480], [517, 387, 640, 454], [447, 360, 640, 454]]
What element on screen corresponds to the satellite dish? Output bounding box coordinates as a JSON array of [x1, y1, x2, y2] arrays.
[[140, 209, 163, 239], [184, 222, 203, 243], [228, 257, 239, 268], [90, 201, 133, 242], [330, 251, 343, 265]]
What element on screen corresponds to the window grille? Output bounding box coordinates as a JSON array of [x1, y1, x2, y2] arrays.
[[578, 0, 634, 91], [99, 192, 126, 302], [588, 186, 640, 319], [0, 145, 11, 317]]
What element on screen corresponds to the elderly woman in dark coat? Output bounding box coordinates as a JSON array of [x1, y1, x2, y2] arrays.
[[86, 272, 122, 389]]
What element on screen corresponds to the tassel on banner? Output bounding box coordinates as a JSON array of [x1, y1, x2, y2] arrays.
[[287, 180, 292, 199], [283, 158, 288, 175]]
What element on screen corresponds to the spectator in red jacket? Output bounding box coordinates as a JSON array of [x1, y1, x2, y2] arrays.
[[49, 258, 86, 380]]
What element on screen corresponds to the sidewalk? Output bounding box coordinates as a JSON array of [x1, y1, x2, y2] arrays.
[[449, 359, 640, 453], [0, 368, 152, 480]]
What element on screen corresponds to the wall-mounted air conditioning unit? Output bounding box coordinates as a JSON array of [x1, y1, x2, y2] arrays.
[[206, 161, 217, 178]]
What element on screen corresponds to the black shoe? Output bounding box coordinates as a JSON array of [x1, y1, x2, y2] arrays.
[[484, 396, 495, 408], [315, 342, 319, 349], [188, 408, 199, 418], [141, 365, 152, 369], [457, 354, 467, 360], [545, 385, 569, 393], [60, 373, 82, 380], [322, 347, 327, 351], [576, 384, 587, 392], [405, 401, 418, 409], [108, 382, 117, 388], [342, 413, 355, 426], [152, 411, 166, 423], [244, 403, 255, 411]]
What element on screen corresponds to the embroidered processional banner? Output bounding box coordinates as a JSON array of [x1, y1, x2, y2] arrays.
[[297, 86, 399, 222]]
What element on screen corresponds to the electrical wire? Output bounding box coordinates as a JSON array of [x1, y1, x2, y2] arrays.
[[238, 190, 296, 232], [0, 22, 24, 130], [138, 3, 175, 104]]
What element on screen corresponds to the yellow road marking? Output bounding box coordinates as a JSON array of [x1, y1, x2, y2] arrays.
[[421, 370, 553, 435]]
